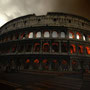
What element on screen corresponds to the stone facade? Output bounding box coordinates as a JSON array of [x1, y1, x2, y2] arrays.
[[0, 12, 90, 72]]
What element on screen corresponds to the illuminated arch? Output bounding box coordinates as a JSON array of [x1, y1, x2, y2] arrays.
[[20, 32, 26, 39], [70, 44, 76, 54], [34, 59, 39, 63], [52, 31, 58, 38], [34, 43, 40, 52], [35, 31, 41, 38], [26, 59, 30, 63], [76, 32, 81, 40], [44, 31, 50, 38], [43, 43, 50, 52], [86, 46, 90, 55], [61, 32, 65, 38], [83, 35, 86, 41], [78, 45, 83, 54], [69, 31, 74, 39], [28, 32, 33, 38]]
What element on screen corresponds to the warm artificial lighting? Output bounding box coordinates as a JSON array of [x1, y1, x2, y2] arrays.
[[69, 32, 74, 39], [36, 31, 41, 38], [28, 32, 33, 38], [76, 32, 81, 40], [44, 31, 50, 38], [34, 59, 39, 63], [70, 44, 76, 54], [26, 59, 30, 63], [86, 46, 90, 55], [78, 45, 83, 54]]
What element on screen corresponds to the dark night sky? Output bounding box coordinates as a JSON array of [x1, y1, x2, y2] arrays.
[[0, 0, 90, 26]]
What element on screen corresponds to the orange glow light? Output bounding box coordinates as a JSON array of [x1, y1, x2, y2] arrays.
[[20, 32, 25, 39], [86, 47, 90, 55], [34, 59, 39, 63], [69, 32, 74, 39], [43, 59, 47, 63], [70, 44, 76, 54], [26, 59, 30, 63], [79, 45, 83, 54]]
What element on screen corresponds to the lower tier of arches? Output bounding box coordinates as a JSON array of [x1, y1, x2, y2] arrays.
[[0, 55, 90, 72]]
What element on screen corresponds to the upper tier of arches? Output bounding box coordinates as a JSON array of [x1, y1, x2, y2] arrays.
[[0, 12, 90, 35]]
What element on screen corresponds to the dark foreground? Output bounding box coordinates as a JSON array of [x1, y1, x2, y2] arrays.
[[0, 71, 90, 90]]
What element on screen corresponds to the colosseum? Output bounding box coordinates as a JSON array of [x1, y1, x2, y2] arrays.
[[0, 12, 90, 72]]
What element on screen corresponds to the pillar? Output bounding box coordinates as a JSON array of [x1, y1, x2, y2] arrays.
[[29, 65, 33, 70], [69, 60, 72, 71], [49, 63, 52, 71], [39, 63, 42, 70]]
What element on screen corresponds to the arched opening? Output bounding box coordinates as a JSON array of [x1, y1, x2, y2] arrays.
[[44, 31, 50, 38], [20, 32, 26, 39], [51, 60, 58, 70], [70, 44, 76, 54], [4, 37, 8, 42], [76, 32, 81, 40], [12, 45, 17, 53], [35, 31, 41, 38], [9, 35, 13, 40], [69, 31, 74, 39], [52, 31, 58, 38], [88, 36, 90, 41], [61, 60, 68, 71], [15, 33, 19, 40], [43, 43, 50, 52], [33, 59, 39, 69], [52, 42, 59, 53], [61, 42, 68, 53], [78, 45, 83, 54], [86, 46, 90, 55], [28, 32, 33, 38], [61, 32, 66, 38], [42, 59, 49, 70], [5, 46, 10, 53], [25, 44, 32, 52], [18, 45, 24, 53], [34, 43, 40, 52], [72, 60, 78, 71], [24, 59, 30, 69], [83, 35, 86, 41]]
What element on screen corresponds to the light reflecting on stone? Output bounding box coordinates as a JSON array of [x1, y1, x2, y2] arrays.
[[36, 32, 41, 38], [44, 31, 50, 38], [52, 31, 58, 38], [28, 32, 33, 38], [61, 32, 65, 38]]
